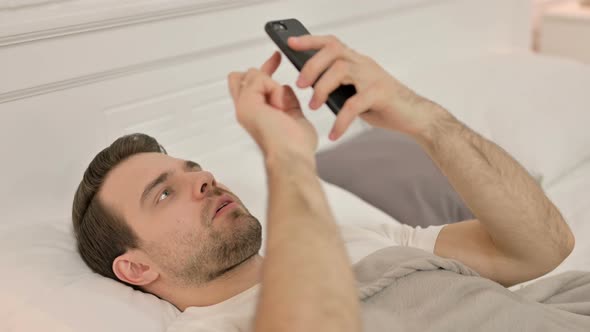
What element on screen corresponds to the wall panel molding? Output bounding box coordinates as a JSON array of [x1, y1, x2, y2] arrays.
[[0, 37, 260, 104], [0, 0, 526, 105], [0, 0, 436, 104], [0, 0, 274, 46]]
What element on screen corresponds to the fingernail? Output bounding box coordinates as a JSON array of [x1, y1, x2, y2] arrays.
[[297, 76, 307, 88], [309, 97, 316, 109], [329, 132, 336, 141]]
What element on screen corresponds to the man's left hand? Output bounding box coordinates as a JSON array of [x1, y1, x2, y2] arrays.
[[288, 35, 441, 140]]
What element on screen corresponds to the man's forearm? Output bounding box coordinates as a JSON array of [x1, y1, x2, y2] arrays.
[[411, 105, 575, 270], [254, 152, 360, 332]]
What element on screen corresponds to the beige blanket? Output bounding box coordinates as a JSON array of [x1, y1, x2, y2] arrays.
[[354, 246, 590, 331]]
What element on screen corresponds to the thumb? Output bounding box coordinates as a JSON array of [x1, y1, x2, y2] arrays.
[[281, 85, 305, 119], [268, 85, 302, 113], [282, 85, 302, 111]]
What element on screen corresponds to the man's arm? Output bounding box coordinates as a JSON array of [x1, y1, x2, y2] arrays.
[[414, 106, 575, 287], [227, 53, 361, 332], [287, 34, 575, 288], [255, 151, 361, 332]]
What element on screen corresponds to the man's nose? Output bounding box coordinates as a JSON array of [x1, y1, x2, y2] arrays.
[[191, 171, 217, 200]]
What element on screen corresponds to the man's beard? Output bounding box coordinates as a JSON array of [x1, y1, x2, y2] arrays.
[[192, 208, 262, 282], [149, 206, 262, 287]]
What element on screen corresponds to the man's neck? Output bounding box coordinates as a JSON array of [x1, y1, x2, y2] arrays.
[[165, 254, 263, 311]]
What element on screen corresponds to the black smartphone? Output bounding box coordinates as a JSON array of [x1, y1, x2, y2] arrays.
[[264, 19, 356, 115]]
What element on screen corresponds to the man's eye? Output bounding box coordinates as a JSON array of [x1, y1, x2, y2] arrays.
[[157, 189, 172, 203]]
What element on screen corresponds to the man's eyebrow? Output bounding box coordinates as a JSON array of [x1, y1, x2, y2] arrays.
[[184, 160, 201, 171], [140, 171, 170, 207]]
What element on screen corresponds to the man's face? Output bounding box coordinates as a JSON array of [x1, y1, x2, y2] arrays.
[[99, 152, 261, 286]]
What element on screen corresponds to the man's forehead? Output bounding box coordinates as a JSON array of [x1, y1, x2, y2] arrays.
[[112, 152, 177, 180]]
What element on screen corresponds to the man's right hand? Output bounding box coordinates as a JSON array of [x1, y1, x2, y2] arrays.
[[228, 51, 318, 164], [230, 47, 361, 332]]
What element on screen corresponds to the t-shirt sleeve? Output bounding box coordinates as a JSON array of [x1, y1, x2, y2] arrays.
[[370, 222, 445, 254]]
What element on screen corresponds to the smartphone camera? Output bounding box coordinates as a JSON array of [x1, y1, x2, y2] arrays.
[[272, 22, 288, 31]]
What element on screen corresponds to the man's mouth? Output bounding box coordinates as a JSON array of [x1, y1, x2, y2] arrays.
[[213, 195, 236, 219]]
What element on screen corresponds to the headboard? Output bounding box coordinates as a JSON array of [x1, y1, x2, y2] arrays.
[[0, 0, 532, 226]]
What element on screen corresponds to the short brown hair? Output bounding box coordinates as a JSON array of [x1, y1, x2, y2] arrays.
[[72, 133, 167, 289]]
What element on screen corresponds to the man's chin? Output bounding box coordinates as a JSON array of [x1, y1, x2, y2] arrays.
[[210, 251, 259, 281], [205, 211, 262, 280], [226, 251, 258, 270]]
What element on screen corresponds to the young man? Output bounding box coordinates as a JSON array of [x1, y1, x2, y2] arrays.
[[72, 35, 574, 331]]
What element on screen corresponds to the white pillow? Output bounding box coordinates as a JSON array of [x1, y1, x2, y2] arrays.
[[1, 147, 402, 332], [0, 221, 179, 332], [397, 51, 590, 187]]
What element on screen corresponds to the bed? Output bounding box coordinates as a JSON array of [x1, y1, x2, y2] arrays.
[[1, 0, 589, 331]]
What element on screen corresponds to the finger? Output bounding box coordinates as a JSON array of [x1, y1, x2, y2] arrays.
[[267, 84, 287, 110], [241, 68, 282, 98], [227, 71, 245, 101], [281, 85, 302, 111], [240, 67, 261, 92], [288, 34, 341, 52], [260, 51, 281, 76], [329, 89, 376, 140], [309, 60, 351, 110], [268, 84, 301, 111], [296, 42, 346, 89], [282, 85, 306, 122]]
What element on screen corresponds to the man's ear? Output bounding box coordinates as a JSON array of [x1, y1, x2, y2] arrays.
[[113, 250, 159, 287]]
